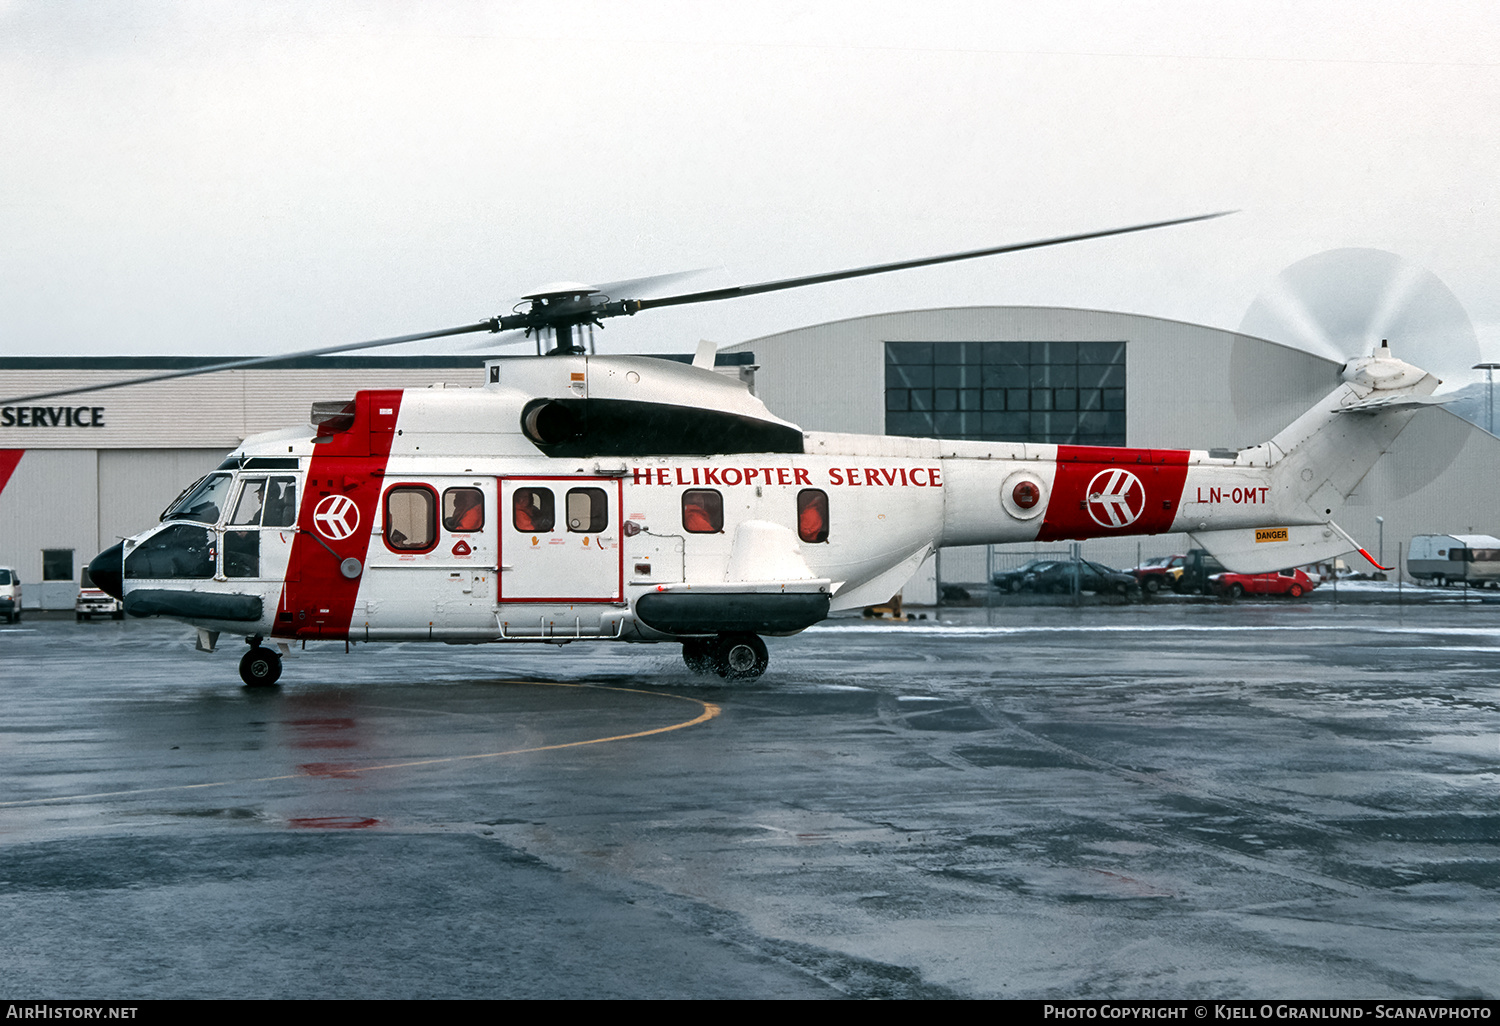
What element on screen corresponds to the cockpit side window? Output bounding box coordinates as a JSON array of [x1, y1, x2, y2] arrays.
[[262, 477, 298, 528], [229, 478, 267, 526], [124, 524, 216, 579]]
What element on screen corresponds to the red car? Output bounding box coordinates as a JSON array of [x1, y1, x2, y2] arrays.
[[1210, 568, 1316, 599], [1130, 555, 1183, 594]]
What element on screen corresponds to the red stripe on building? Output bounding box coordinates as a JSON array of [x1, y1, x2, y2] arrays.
[[0, 450, 23, 498]]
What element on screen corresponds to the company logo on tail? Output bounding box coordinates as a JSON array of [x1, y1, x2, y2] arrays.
[[1086, 468, 1144, 528]]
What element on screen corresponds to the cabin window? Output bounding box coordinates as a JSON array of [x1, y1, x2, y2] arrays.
[[681, 490, 723, 533], [797, 489, 829, 544], [513, 487, 554, 532], [385, 486, 437, 551], [566, 488, 608, 533], [443, 488, 485, 532]]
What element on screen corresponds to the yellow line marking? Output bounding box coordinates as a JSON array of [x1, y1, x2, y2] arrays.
[[0, 680, 720, 808]]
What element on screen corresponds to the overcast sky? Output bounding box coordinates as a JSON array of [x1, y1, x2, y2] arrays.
[[4, 1, 1498, 381]]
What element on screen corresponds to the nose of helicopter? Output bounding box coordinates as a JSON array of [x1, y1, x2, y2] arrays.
[[89, 542, 125, 601]]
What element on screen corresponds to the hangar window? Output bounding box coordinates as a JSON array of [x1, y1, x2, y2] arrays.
[[797, 489, 829, 544], [885, 340, 1126, 446], [513, 487, 554, 532], [566, 488, 608, 533], [443, 488, 485, 532], [42, 549, 74, 582], [385, 486, 437, 551], [681, 490, 723, 533]]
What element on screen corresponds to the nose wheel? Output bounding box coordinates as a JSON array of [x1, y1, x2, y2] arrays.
[[239, 638, 283, 688]]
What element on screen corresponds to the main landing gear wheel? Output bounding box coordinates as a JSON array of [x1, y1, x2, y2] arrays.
[[239, 645, 283, 687], [682, 639, 714, 676], [711, 633, 768, 681]]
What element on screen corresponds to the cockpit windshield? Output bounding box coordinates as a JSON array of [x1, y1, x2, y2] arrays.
[[162, 473, 234, 525]]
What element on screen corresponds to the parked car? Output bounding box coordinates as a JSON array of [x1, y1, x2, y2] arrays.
[[1168, 549, 1227, 594], [993, 558, 1065, 593], [1210, 568, 1316, 599], [0, 566, 20, 624], [1027, 559, 1140, 597], [75, 570, 124, 621], [1130, 555, 1181, 594]]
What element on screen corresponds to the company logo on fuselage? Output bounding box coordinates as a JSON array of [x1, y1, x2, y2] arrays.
[[312, 494, 360, 541], [1085, 468, 1145, 528]]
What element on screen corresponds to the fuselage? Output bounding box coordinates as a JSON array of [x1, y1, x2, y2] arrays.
[[99, 353, 1328, 646]]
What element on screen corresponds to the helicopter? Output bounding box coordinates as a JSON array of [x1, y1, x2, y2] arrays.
[[6, 212, 1441, 687]]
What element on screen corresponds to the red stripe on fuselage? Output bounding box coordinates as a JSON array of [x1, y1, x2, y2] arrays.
[[1036, 445, 1189, 542], [273, 391, 403, 640]]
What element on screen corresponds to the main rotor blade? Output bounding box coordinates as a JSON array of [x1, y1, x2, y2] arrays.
[[589, 267, 715, 299], [632, 212, 1234, 313], [0, 319, 501, 405]]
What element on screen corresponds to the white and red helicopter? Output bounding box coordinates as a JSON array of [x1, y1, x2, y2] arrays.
[[10, 214, 1437, 686]]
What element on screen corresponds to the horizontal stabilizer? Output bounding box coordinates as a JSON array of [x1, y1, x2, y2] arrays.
[[1334, 394, 1449, 414], [1188, 523, 1357, 574]]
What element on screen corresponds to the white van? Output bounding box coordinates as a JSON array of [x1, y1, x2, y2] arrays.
[[0, 567, 21, 623], [75, 569, 124, 621], [1407, 534, 1500, 586]]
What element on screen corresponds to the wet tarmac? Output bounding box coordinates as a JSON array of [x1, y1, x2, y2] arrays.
[[2, 602, 1498, 999]]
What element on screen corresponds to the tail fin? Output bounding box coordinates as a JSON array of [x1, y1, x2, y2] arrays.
[[1191, 342, 1441, 573]]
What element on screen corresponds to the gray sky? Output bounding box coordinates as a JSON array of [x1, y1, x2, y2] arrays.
[[4, 1, 1498, 380]]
